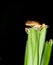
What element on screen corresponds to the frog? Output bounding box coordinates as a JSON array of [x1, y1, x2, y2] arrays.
[[25, 20, 48, 33]]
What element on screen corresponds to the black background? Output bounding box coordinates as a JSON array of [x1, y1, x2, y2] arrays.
[[0, 4, 53, 65]]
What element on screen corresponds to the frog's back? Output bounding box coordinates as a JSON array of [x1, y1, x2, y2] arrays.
[[25, 20, 41, 26]]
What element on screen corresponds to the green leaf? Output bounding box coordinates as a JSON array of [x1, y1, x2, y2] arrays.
[[41, 39, 53, 65], [24, 27, 52, 65], [24, 28, 33, 65], [39, 27, 47, 65], [24, 28, 40, 65], [31, 28, 39, 65]]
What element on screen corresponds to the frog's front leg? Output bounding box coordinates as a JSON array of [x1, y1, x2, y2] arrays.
[[25, 28, 29, 34]]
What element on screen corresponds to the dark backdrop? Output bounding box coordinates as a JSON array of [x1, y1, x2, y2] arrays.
[[0, 4, 53, 65]]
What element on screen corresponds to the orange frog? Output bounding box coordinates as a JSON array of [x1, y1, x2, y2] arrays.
[[25, 20, 48, 33]]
